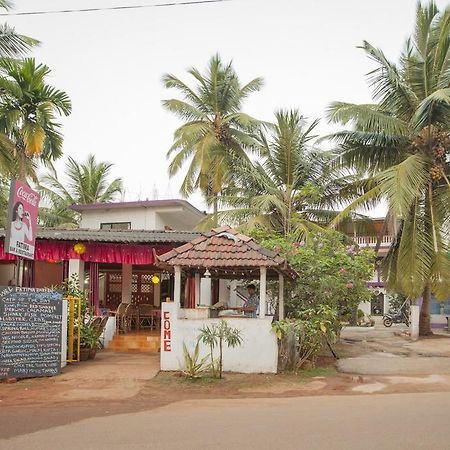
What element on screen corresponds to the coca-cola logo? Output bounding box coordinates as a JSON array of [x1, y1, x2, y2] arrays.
[[17, 186, 39, 207]]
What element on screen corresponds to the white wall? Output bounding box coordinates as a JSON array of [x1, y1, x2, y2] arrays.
[[79, 205, 203, 231], [160, 303, 278, 374], [102, 316, 116, 348], [358, 301, 371, 316], [80, 208, 156, 229]]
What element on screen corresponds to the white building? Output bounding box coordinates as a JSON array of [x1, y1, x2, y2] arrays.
[[72, 199, 205, 231]]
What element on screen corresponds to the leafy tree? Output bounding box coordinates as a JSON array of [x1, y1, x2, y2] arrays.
[[253, 230, 375, 323], [0, 1, 38, 58], [213, 109, 359, 237], [327, 2, 450, 335], [0, 58, 71, 180], [162, 54, 263, 225], [38, 154, 123, 227]]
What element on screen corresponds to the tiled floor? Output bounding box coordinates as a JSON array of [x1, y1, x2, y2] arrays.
[[105, 331, 161, 353]]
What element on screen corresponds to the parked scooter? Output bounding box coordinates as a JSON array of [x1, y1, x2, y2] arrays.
[[383, 299, 410, 327]]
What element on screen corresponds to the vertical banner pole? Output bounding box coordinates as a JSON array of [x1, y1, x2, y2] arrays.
[[67, 296, 74, 362]]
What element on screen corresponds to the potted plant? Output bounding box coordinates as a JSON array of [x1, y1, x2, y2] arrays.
[[79, 323, 101, 361]]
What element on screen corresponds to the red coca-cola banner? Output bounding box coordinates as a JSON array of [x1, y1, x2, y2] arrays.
[[5, 180, 40, 260]]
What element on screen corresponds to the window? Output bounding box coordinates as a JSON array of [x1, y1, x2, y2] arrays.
[[100, 222, 131, 230]]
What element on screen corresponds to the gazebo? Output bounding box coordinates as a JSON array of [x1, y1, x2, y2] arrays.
[[158, 226, 296, 318], [157, 227, 296, 373]]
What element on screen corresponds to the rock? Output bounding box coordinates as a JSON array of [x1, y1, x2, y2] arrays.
[[350, 376, 364, 383]]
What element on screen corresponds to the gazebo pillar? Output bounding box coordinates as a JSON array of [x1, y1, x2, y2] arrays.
[[194, 273, 201, 306], [174, 265, 181, 305], [278, 273, 285, 320], [259, 267, 267, 318]]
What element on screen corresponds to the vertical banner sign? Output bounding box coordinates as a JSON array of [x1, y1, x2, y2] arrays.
[[5, 179, 40, 260]]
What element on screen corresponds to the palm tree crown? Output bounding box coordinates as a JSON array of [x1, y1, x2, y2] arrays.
[[0, 1, 38, 58], [214, 109, 349, 237], [38, 154, 123, 227], [162, 54, 263, 222], [0, 58, 71, 179]]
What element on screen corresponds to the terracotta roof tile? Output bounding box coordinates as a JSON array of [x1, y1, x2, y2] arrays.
[[158, 226, 296, 277]]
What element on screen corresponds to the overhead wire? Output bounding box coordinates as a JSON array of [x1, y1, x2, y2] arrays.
[[0, 0, 232, 16]]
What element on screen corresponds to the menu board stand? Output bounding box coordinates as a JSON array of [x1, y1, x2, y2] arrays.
[[0, 287, 63, 379]]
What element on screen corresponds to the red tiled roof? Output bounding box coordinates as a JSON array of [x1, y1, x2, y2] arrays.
[[158, 227, 296, 278]]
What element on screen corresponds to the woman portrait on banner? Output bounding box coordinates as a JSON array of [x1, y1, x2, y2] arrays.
[[10, 201, 33, 245]]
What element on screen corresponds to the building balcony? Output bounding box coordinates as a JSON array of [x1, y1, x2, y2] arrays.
[[353, 235, 393, 248]]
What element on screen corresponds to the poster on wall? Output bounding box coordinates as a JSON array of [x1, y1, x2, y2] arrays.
[[4, 179, 40, 260]]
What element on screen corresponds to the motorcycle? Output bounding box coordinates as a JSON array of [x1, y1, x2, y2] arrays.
[[383, 299, 410, 327]]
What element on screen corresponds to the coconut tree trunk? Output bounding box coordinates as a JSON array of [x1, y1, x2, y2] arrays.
[[212, 193, 219, 228], [419, 282, 432, 336]]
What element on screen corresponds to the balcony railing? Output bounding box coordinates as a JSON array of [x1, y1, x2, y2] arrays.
[[353, 235, 393, 247]]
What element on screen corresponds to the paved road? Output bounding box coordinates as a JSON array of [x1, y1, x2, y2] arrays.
[[1, 392, 448, 450]]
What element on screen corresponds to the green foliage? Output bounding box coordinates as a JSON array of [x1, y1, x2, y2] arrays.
[[387, 293, 408, 312], [327, 2, 450, 334], [163, 54, 263, 224], [253, 229, 375, 322], [38, 154, 123, 227], [58, 274, 94, 352], [0, 58, 71, 180], [210, 109, 350, 236], [198, 320, 243, 379], [0, 2, 39, 58], [273, 304, 338, 371], [79, 322, 101, 349], [182, 341, 210, 379]]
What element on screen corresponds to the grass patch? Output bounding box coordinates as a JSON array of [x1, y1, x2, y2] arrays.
[[298, 367, 337, 380]]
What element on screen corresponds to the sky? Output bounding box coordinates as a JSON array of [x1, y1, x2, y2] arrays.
[[5, 0, 450, 214]]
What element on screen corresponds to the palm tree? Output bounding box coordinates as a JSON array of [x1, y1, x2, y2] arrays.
[[38, 154, 123, 227], [0, 1, 38, 58], [0, 58, 71, 180], [211, 109, 355, 238], [162, 54, 263, 225], [327, 2, 450, 335]]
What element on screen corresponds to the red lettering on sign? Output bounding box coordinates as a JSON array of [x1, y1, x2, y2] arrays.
[[163, 311, 171, 352]]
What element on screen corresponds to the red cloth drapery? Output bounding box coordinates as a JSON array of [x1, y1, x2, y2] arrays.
[[184, 276, 196, 309], [0, 239, 173, 265]]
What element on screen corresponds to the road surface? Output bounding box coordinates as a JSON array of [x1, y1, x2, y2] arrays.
[[1, 392, 448, 449]]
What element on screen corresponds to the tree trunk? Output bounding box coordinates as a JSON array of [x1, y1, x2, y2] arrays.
[[212, 193, 218, 228], [219, 338, 223, 379], [419, 282, 433, 336]]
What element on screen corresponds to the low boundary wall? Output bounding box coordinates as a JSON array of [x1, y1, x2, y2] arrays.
[[160, 303, 278, 373]]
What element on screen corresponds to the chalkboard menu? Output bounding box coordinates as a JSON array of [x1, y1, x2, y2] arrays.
[[0, 287, 63, 379]]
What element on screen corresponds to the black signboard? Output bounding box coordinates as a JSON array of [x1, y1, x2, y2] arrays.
[[0, 287, 63, 379]]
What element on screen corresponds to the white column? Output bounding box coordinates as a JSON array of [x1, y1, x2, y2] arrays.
[[122, 264, 133, 303], [410, 301, 420, 341], [278, 273, 285, 320], [174, 265, 182, 305], [229, 280, 238, 307], [194, 273, 201, 306], [259, 267, 267, 318], [68, 259, 85, 291]]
